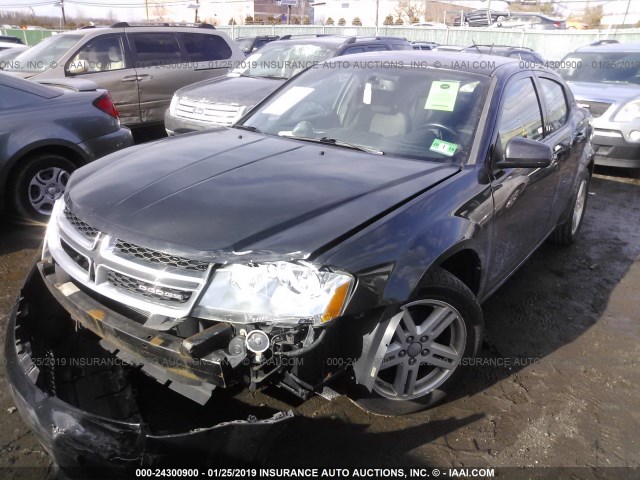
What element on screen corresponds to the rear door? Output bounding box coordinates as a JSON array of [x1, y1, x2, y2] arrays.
[[127, 31, 184, 124], [65, 33, 141, 125], [128, 31, 235, 124], [535, 73, 586, 227]]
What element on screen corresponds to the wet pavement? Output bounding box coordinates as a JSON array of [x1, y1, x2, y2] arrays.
[[0, 170, 638, 477]]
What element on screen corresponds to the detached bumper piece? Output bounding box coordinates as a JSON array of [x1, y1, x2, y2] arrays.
[[5, 262, 292, 473]]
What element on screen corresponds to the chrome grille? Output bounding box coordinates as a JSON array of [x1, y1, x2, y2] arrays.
[[114, 240, 209, 272], [174, 98, 241, 126], [50, 202, 211, 325], [63, 207, 99, 240], [583, 101, 611, 118], [107, 271, 192, 304]]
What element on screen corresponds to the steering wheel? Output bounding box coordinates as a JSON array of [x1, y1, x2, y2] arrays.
[[419, 123, 459, 143]]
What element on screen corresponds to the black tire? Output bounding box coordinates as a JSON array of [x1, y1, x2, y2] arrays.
[[352, 267, 483, 416], [549, 171, 590, 246], [11, 153, 76, 223]]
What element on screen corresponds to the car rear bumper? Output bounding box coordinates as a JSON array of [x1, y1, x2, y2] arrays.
[[5, 262, 293, 472], [593, 130, 640, 169], [78, 126, 134, 161]]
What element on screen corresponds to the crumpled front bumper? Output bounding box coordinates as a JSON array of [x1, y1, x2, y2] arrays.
[[4, 262, 293, 473]]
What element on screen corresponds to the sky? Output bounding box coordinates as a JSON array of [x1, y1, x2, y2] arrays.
[[0, 0, 634, 25]]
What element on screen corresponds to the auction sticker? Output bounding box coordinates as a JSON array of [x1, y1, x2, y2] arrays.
[[430, 139, 458, 156]]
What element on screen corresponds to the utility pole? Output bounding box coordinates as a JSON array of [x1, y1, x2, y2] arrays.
[[60, 0, 66, 27], [145, 0, 149, 21], [375, 0, 379, 30]]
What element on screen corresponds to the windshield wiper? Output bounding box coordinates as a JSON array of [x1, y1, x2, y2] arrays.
[[233, 124, 263, 134], [282, 135, 384, 155]]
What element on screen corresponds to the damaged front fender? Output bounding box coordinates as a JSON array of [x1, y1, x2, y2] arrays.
[[4, 262, 293, 472]]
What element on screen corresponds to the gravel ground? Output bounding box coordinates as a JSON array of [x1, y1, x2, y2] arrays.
[[0, 171, 638, 478]]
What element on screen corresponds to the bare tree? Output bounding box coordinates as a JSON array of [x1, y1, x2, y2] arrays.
[[394, 0, 423, 24]]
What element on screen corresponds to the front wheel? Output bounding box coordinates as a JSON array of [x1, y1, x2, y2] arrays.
[[352, 268, 483, 415], [11, 154, 76, 223]]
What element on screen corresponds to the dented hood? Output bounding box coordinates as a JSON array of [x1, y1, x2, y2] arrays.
[[66, 128, 458, 261]]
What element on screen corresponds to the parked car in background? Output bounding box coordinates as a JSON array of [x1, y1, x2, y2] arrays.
[[493, 13, 566, 29], [3, 23, 244, 128], [165, 35, 413, 135], [0, 35, 24, 45], [558, 42, 640, 176], [0, 40, 25, 51], [410, 22, 448, 28], [411, 41, 440, 50], [0, 73, 133, 221], [235, 35, 280, 55], [461, 45, 544, 63], [0, 44, 28, 64], [432, 45, 465, 52], [566, 20, 588, 30], [453, 9, 510, 27]]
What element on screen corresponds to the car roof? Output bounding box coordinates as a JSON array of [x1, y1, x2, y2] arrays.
[[270, 35, 408, 47], [463, 45, 527, 52], [324, 50, 524, 76], [0, 72, 60, 98], [575, 42, 640, 53]]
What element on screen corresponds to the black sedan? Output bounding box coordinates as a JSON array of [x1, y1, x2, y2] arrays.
[[0, 73, 133, 221], [6, 51, 593, 468]]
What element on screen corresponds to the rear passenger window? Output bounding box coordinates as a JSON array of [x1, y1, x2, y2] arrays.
[[130, 33, 181, 67], [539, 78, 568, 135], [180, 33, 232, 62], [498, 77, 544, 146]]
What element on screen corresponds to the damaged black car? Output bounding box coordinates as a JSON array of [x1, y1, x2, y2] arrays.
[[6, 51, 594, 469]]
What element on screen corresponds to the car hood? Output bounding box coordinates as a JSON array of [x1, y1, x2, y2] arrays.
[[65, 129, 458, 262], [177, 75, 284, 108], [567, 81, 640, 105]]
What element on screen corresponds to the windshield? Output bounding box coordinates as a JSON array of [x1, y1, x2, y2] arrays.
[[558, 52, 640, 85], [231, 43, 339, 80], [6, 34, 83, 72], [240, 62, 489, 164]]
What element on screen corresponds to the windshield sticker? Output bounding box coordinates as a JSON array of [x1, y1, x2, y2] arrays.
[[430, 139, 458, 157], [263, 86, 314, 115], [425, 81, 460, 112], [363, 82, 372, 105]]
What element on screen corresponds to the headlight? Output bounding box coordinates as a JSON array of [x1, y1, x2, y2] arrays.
[[614, 99, 640, 122], [195, 261, 354, 325], [169, 95, 179, 115]]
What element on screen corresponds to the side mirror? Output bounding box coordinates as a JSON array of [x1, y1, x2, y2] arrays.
[[495, 136, 553, 169], [67, 59, 88, 75]]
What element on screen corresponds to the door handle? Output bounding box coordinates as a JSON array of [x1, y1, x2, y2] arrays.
[[121, 76, 139, 82], [136, 74, 153, 81]]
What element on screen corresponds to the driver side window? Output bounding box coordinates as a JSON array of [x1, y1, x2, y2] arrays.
[[498, 77, 544, 148]]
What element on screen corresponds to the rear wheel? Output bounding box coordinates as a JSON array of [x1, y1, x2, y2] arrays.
[[353, 268, 483, 415], [12, 154, 76, 222], [549, 172, 589, 246]]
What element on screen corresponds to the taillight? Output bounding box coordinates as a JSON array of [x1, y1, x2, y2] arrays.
[[554, 22, 562, 28], [93, 92, 119, 120]]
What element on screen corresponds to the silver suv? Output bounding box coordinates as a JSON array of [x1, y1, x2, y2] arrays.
[[558, 42, 640, 175], [4, 23, 244, 127]]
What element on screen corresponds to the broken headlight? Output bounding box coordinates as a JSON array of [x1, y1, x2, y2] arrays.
[[194, 261, 354, 325]]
